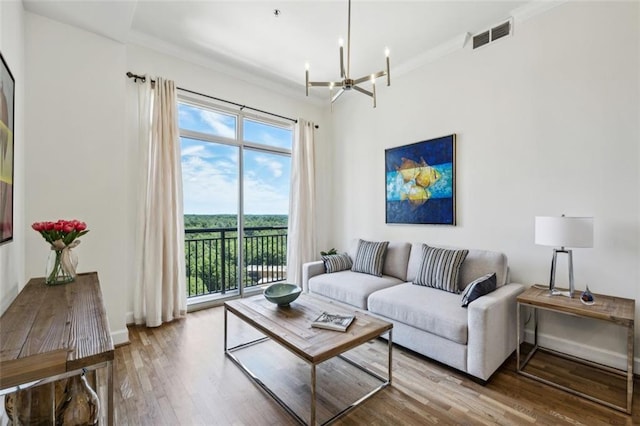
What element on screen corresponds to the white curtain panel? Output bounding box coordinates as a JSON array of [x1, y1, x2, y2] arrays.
[[286, 119, 317, 286], [133, 77, 187, 327]]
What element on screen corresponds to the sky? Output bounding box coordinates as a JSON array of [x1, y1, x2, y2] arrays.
[[178, 103, 292, 215]]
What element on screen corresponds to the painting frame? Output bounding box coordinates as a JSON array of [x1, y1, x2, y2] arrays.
[[385, 134, 456, 225], [0, 51, 15, 245]]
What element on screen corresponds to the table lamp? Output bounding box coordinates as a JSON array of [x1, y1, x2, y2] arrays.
[[535, 215, 593, 297]]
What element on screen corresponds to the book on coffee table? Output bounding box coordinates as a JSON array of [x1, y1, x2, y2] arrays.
[[311, 312, 355, 332]]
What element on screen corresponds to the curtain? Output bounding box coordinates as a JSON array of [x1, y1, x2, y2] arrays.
[[286, 119, 317, 286], [133, 77, 187, 327]]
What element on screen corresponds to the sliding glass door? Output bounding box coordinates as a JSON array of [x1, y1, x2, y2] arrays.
[[178, 97, 292, 302]]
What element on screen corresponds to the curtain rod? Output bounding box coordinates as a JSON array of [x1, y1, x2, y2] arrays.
[[126, 72, 319, 129]]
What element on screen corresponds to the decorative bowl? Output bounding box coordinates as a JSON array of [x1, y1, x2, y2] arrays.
[[264, 283, 302, 306]]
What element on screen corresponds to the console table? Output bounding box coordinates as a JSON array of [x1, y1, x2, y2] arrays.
[[0, 272, 114, 424], [517, 285, 634, 414]]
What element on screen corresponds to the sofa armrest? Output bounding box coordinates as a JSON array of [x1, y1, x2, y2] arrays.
[[302, 261, 325, 293], [466, 282, 526, 381]]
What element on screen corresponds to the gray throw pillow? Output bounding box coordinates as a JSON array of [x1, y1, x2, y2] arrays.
[[461, 273, 497, 307], [321, 252, 353, 273], [351, 239, 389, 277], [413, 244, 469, 293]]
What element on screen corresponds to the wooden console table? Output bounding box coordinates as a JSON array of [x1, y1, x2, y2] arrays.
[[0, 272, 114, 425], [517, 285, 634, 414]]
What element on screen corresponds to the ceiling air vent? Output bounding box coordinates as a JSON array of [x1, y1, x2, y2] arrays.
[[491, 21, 511, 41], [472, 31, 490, 49], [472, 19, 513, 50]]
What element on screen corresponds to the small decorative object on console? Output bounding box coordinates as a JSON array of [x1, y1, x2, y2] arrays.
[[32, 219, 89, 285], [580, 285, 595, 305], [311, 312, 355, 332]]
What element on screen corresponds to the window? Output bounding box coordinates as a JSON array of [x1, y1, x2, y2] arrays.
[[178, 96, 292, 301]]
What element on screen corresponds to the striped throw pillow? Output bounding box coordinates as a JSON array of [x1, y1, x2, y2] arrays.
[[321, 253, 353, 273], [413, 244, 469, 293], [351, 240, 389, 277]]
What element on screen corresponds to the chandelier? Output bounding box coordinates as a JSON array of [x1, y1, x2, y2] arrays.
[[305, 0, 390, 108]]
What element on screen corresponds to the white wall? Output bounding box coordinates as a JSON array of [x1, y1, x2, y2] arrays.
[[22, 12, 326, 343], [0, 0, 25, 314], [327, 1, 639, 369], [25, 13, 129, 343]]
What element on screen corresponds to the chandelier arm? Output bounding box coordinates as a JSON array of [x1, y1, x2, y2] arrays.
[[353, 71, 387, 85], [331, 88, 346, 104], [308, 81, 343, 87], [352, 85, 374, 98]]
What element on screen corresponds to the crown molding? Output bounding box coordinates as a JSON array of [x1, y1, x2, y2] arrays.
[[127, 29, 324, 107], [393, 32, 470, 78], [510, 0, 568, 23], [390, 1, 568, 79]]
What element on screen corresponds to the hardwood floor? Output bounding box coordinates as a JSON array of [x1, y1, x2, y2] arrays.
[[114, 306, 640, 425]]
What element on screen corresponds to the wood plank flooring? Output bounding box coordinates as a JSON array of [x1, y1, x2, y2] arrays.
[[114, 306, 640, 425]]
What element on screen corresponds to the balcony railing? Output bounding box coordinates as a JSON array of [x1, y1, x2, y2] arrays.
[[185, 226, 287, 298]]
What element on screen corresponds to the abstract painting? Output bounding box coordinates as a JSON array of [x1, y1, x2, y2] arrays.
[[385, 134, 456, 225], [0, 52, 14, 244]]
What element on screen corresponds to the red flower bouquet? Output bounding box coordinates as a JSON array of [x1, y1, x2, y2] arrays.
[[32, 219, 89, 284]]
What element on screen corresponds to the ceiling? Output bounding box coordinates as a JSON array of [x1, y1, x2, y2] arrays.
[[23, 1, 537, 100]]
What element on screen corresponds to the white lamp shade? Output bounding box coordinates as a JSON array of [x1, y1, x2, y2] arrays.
[[535, 216, 594, 248]]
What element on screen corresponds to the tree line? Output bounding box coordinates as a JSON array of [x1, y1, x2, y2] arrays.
[[184, 215, 288, 297]]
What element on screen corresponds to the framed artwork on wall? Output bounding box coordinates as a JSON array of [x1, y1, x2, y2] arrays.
[[385, 134, 456, 225], [0, 51, 15, 245]]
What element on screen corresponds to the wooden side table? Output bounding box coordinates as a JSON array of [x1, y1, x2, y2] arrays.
[[0, 272, 114, 425], [517, 285, 634, 414]]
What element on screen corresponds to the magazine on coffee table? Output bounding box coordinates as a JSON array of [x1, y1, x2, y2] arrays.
[[311, 312, 355, 332]]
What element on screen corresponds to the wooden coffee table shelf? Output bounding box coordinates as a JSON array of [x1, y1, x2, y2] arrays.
[[225, 294, 392, 425], [517, 285, 634, 414]]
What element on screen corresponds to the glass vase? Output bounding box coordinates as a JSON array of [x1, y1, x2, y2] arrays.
[[45, 248, 77, 285]]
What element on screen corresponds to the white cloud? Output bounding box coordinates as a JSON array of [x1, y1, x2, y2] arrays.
[[181, 145, 205, 157], [254, 155, 283, 178], [200, 110, 235, 139], [181, 153, 238, 214]]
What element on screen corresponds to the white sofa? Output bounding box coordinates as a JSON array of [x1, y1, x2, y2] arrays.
[[302, 241, 525, 382]]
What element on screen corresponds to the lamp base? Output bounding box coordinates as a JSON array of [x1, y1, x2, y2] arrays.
[[548, 248, 575, 298], [549, 289, 572, 298]]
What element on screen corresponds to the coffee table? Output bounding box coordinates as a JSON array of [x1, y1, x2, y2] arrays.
[[224, 294, 393, 425]]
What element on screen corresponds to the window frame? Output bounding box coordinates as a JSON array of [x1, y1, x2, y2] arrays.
[[178, 92, 293, 302]]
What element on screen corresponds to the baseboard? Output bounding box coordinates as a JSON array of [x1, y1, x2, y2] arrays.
[[111, 328, 130, 346], [126, 311, 135, 325], [523, 329, 637, 372]]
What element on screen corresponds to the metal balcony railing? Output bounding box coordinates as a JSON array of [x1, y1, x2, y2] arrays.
[[185, 226, 287, 298]]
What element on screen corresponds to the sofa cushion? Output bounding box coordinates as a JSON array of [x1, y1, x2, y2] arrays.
[[413, 245, 469, 294], [351, 239, 389, 277], [461, 273, 497, 307], [368, 283, 469, 345], [308, 270, 402, 309], [321, 252, 352, 273]]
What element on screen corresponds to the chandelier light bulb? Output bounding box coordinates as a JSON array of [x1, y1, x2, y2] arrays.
[[305, 62, 310, 71], [385, 48, 390, 57], [339, 38, 344, 47]]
